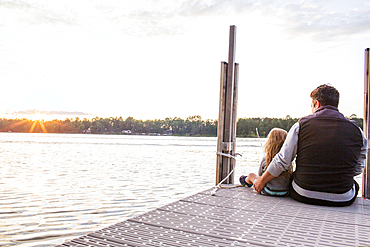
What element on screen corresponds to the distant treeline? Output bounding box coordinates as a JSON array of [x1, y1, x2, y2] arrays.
[[0, 115, 363, 138]]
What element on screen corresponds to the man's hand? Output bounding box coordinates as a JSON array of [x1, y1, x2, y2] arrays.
[[253, 176, 266, 194], [253, 171, 275, 194]]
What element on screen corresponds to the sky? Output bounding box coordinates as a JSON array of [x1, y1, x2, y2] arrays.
[[1, 0, 370, 121]]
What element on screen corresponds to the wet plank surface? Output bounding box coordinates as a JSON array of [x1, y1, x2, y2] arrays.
[[56, 186, 370, 246]]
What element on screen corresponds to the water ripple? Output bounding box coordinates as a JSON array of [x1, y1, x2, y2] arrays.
[[0, 133, 261, 246]]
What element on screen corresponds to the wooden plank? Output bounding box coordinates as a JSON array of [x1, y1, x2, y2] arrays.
[[221, 25, 237, 184], [231, 63, 239, 168], [364, 48, 370, 198], [224, 25, 236, 144], [216, 62, 228, 185]]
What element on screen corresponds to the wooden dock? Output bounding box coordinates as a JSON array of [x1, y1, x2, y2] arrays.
[[56, 186, 370, 247]]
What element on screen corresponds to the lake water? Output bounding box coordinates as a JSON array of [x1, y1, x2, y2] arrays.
[[0, 133, 264, 247]]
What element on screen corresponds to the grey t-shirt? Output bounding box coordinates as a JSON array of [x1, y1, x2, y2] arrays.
[[258, 156, 291, 191]]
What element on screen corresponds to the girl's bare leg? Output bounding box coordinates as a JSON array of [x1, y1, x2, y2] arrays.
[[246, 173, 257, 185]]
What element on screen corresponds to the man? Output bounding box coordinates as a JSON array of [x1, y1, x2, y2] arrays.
[[254, 84, 368, 206]]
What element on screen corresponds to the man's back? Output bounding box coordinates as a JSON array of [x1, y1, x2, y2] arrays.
[[295, 105, 363, 194], [254, 84, 367, 206]]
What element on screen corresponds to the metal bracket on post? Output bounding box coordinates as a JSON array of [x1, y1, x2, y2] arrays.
[[221, 142, 234, 152]]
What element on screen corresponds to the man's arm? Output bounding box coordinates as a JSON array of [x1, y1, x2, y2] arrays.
[[254, 122, 299, 193], [253, 171, 275, 193], [355, 127, 368, 176]]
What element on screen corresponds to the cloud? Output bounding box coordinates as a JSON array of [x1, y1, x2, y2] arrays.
[[118, 0, 370, 41], [108, 0, 256, 37], [273, 1, 370, 42], [14, 110, 90, 116], [177, 0, 255, 17], [2, 0, 370, 41], [0, 0, 76, 26]]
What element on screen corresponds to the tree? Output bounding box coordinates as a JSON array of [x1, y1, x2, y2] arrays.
[[82, 118, 91, 130], [0, 115, 363, 136]]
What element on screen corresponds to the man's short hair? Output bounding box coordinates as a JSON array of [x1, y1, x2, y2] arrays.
[[310, 84, 339, 108]]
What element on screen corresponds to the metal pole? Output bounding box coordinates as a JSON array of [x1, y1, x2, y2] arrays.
[[363, 48, 370, 198]]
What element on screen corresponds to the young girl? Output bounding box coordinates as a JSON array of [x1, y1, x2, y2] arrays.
[[240, 128, 293, 196]]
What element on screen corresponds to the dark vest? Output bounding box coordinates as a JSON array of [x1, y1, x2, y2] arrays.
[[294, 106, 363, 193]]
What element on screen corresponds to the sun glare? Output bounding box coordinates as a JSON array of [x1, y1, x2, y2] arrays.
[[26, 113, 47, 121], [29, 120, 47, 133], [25, 113, 49, 133], [0, 112, 52, 133], [0, 111, 93, 133]]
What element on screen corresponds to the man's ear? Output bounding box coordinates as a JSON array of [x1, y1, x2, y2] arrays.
[[315, 100, 322, 108]]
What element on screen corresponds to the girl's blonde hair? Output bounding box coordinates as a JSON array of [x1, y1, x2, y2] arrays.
[[264, 128, 287, 167]]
